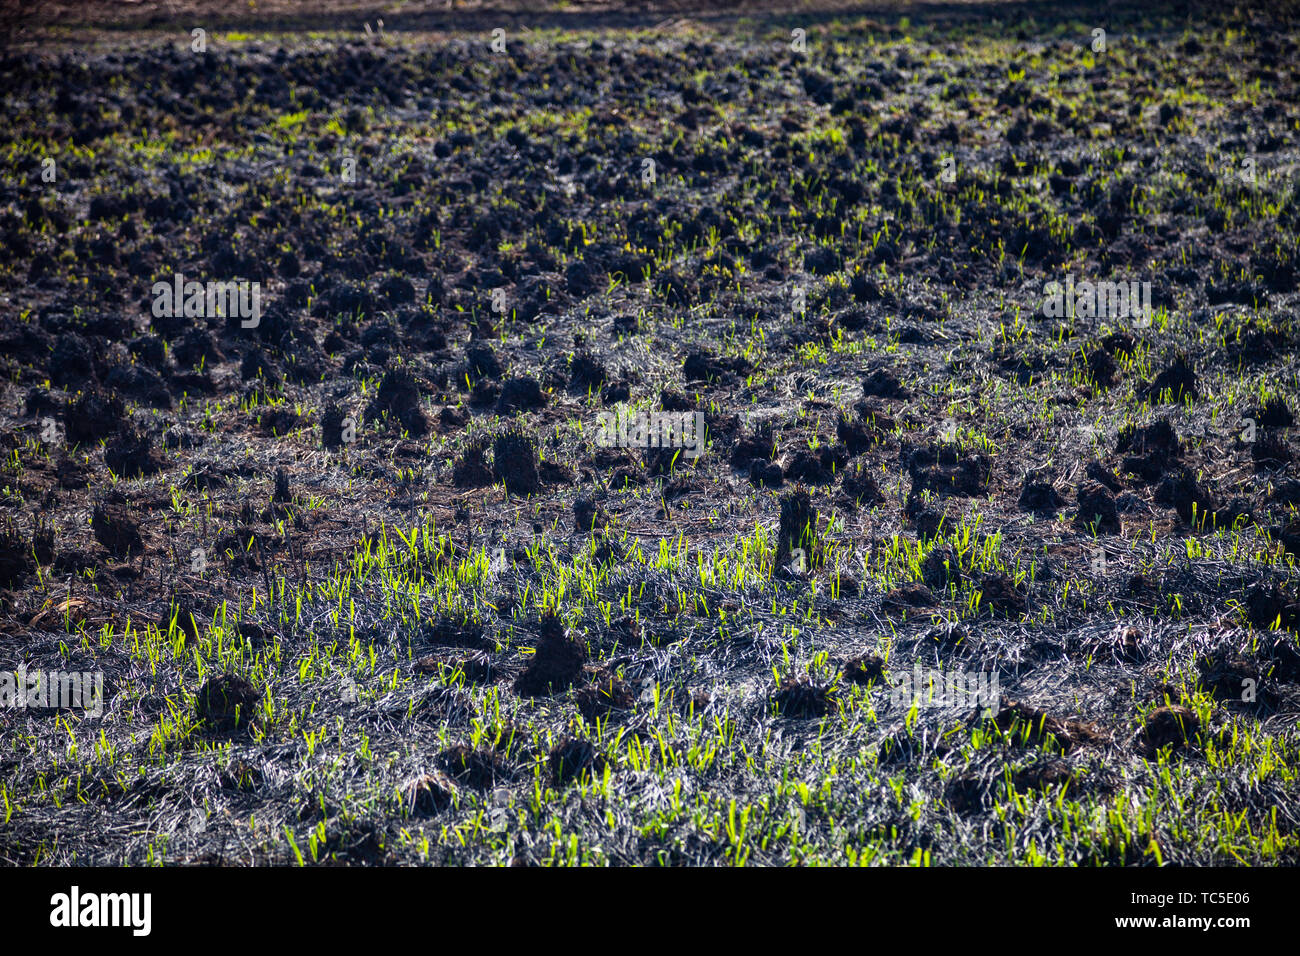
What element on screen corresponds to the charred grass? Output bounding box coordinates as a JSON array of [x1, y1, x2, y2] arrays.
[[1, 0, 1300, 865]]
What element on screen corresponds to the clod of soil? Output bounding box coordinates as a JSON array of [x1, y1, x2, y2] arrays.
[[882, 582, 939, 615], [1018, 469, 1065, 514], [836, 416, 875, 457], [55, 456, 91, 490], [840, 465, 883, 508], [921, 546, 964, 590], [771, 675, 836, 718], [1117, 419, 1182, 483], [1115, 627, 1146, 663], [273, 467, 292, 504], [1157, 466, 1250, 528], [163, 599, 203, 639], [776, 488, 820, 565], [1249, 397, 1295, 428], [1075, 481, 1121, 534], [984, 698, 1107, 753], [464, 343, 502, 381], [945, 774, 991, 816], [644, 443, 689, 478], [741, 459, 777, 490], [365, 366, 430, 436], [1012, 759, 1083, 796], [103, 428, 163, 478], [549, 738, 607, 786], [1086, 460, 1123, 493], [926, 622, 973, 654], [439, 744, 509, 790], [417, 651, 500, 684], [841, 654, 887, 686], [400, 772, 456, 817], [1266, 637, 1300, 682], [862, 367, 909, 400], [194, 674, 262, 733], [493, 427, 540, 496], [977, 573, 1027, 618], [0, 524, 32, 590], [514, 614, 586, 697], [785, 447, 839, 485], [568, 350, 607, 393], [731, 423, 777, 467], [573, 496, 607, 533], [1198, 651, 1270, 706], [575, 672, 634, 723], [1143, 355, 1199, 403], [1139, 706, 1201, 752], [904, 442, 992, 497], [320, 403, 351, 450], [419, 618, 491, 650], [64, 389, 125, 446], [1252, 433, 1292, 469], [496, 376, 547, 415], [682, 348, 749, 384], [90, 493, 143, 558], [1266, 522, 1300, 563], [1076, 345, 1119, 388], [452, 441, 494, 489]]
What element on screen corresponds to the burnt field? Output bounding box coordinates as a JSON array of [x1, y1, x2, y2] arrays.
[[1, 0, 1300, 866]]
